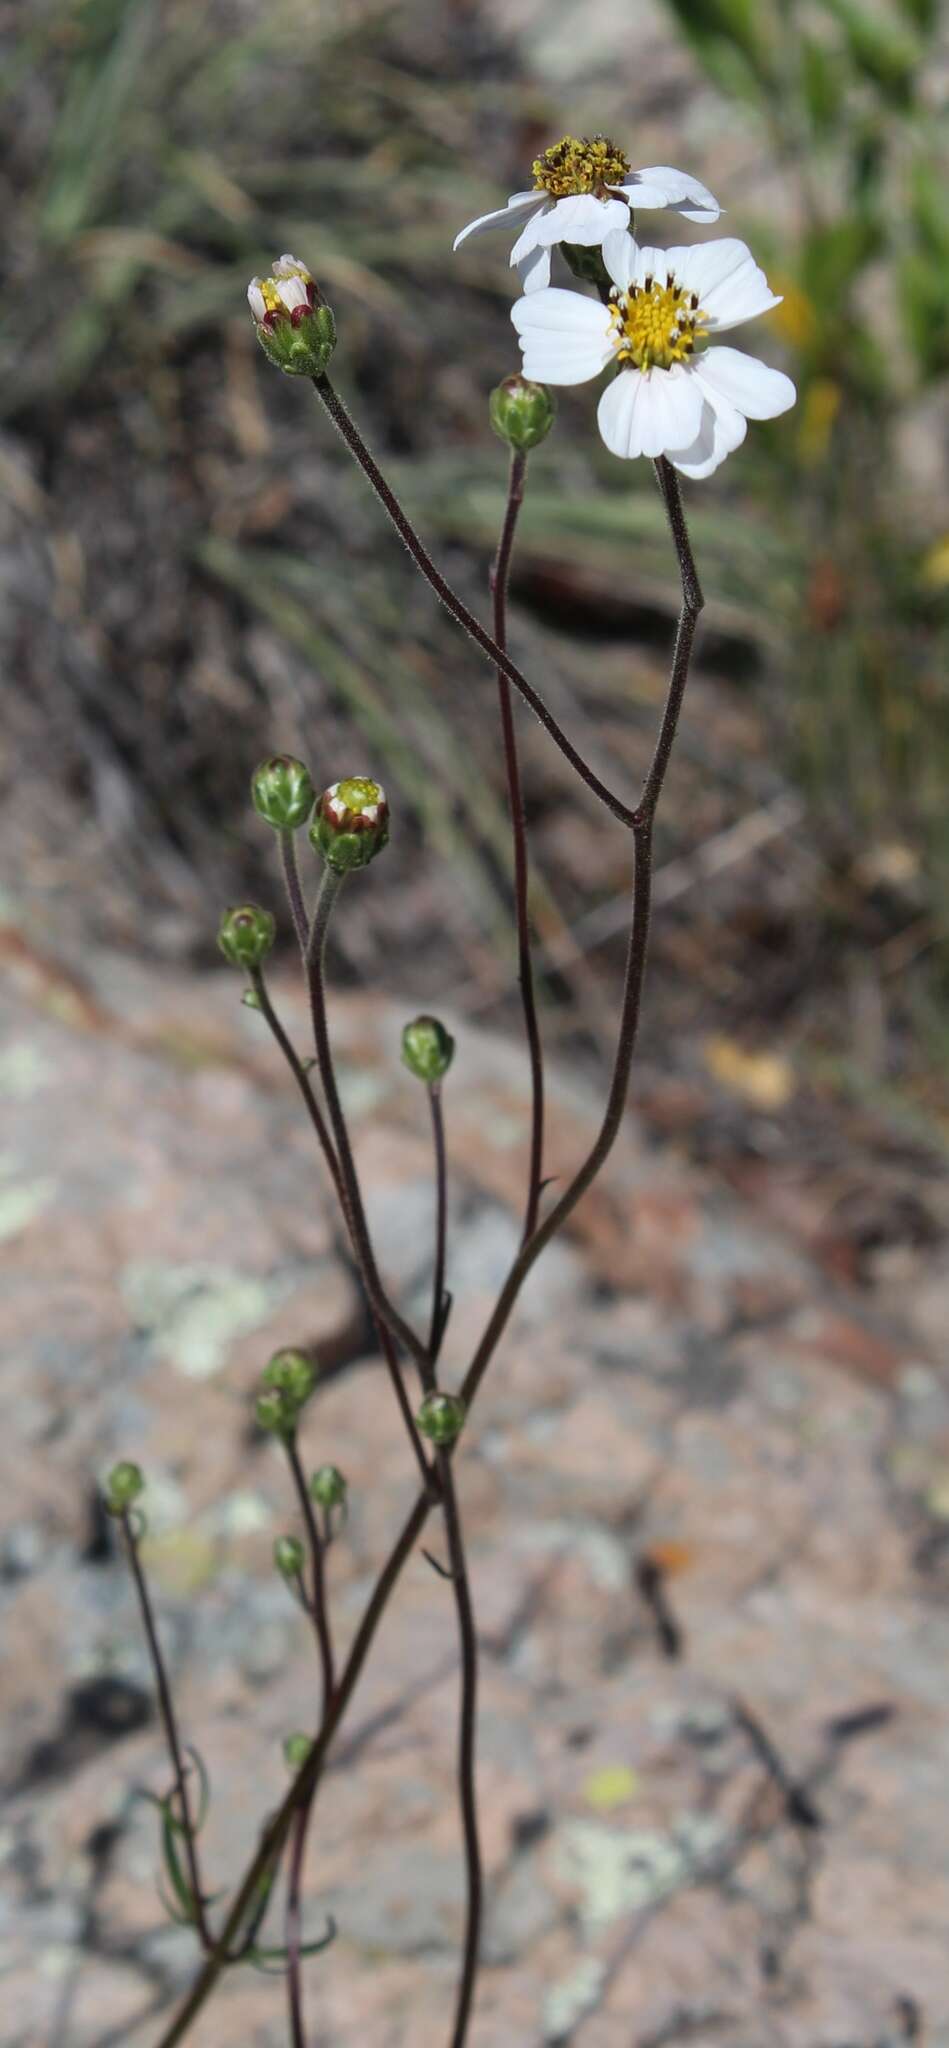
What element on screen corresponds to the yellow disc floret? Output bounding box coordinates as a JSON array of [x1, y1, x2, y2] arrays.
[[608, 270, 708, 372], [532, 134, 630, 199], [336, 776, 381, 813]]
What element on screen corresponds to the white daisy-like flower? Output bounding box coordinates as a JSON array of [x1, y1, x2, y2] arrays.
[[454, 134, 719, 292], [511, 232, 796, 478]]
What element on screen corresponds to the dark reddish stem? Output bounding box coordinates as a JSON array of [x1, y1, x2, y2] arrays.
[[280, 830, 310, 958], [437, 1452, 482, 2048], [426, 1081, 448, 1381], [312, 373, 637, 830], [489, 447, 544, 1242], [284, 1438, 335, 2048], [153, 456, 703, 2048], [120, 1514, 213, 1952]]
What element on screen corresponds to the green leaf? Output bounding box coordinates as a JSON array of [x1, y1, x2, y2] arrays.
[[160, 1801, 198, 1924], [245, 1918, 337, 1973]]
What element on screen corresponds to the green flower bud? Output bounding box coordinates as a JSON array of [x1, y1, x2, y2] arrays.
[[283, 1731, 313, 1771], [218, 903, 276, 970], [255, 1388, 295, 1437], [104, 1461, 145, 1514], [489, 374, 555, 453], [242, 988, 263, 1010], [247, 257, 337, 378], [251, 754, 315, 832], [309, 1464, 347, 1509], [416, 1390, 466, 1447], [561, 241, 612, 289], [262, 1348, 317, 1407], [309, 778, 389, 875], [401, 1015, 455, 1086], [274, 1534, 305, 1579]]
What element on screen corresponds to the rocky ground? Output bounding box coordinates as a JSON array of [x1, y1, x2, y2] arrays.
[[2, 923, 949, 2048]]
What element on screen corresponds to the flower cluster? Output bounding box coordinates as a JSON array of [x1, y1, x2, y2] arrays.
[[453, 132, 795, 477]]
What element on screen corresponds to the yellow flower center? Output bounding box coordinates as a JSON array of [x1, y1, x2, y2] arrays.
[[532, 134, 630, 200], [336, 777, 381, 812], [260, 279, 283, 313], [608, 271, 708, 371]]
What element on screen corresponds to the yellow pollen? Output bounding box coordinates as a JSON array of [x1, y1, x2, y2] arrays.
[[336, 777, 381, 811], [260, 279, 283, 313], [608, 272, 708, 371], [532, 133, 630, 200]]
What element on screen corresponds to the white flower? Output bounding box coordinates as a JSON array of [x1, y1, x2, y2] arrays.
[[247, 254, 316, 325], [511, 233, 796, 478], [454, 134, 719, 292]]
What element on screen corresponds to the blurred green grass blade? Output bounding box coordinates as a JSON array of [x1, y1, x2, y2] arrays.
[[40, 0, 155, 244]]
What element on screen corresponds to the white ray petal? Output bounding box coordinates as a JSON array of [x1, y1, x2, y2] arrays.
[[673, 239, 781, 329], [515, 244, 552, 293], [623, 164, 720, 222], [693, 346, 796, 420], [453, 192, 543, 251], [670, 396, 747, 479], [531, 192, 630, 248]]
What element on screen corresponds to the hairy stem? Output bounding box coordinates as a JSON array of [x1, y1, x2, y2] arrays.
[[154, 458, 703, 2048], [284, 1439, 335, 2048], [426, 1081, 448, 1381], [312, 373, 637, 830], [437, 1452, 482, 2048], [305, 867, 433, 1485], [120, 1515, 213, 1951], [280, 830, 310, 959], [490, 447, 545, 1243]]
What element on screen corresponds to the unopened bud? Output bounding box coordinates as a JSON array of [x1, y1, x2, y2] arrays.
[[283, 1731, 313, 1771], [251, 755, 315, 832], [104, 1461, 145, 1514], [247, 257, 337, 378], [416, 1390, 466, 1446], [309, 778, 389, 875], [218, 903, 275, 970], [309, 1464, 347, 1509], [274, 1534, 305, 1579], [255, 1389, 294, 1437], [489, 374, 555, 452], [401, 1015, 455, 1086], [262, 1348, 317, 1408]]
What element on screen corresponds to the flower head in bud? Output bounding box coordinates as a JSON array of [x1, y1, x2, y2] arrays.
[[309, 1464, 347, 1509], [309, 777, 389, 874], [283, 1732, 313, 1771], [489, 374, 555, 452], [247, 256, 337, 377], [417, 1390, 466, 1446], [401, 1015, 455, 1086], [274, 1534, 305, 1579], [105, 1461, 145, 1514], [262, 1347, 317, 1408], [251, 755, 315, 832], [218, 903, 276, 970], [255, 1389, 295, 1437]]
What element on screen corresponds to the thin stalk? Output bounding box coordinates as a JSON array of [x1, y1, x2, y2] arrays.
[[120, 1514, 212, 1951], [280, 829, 310, 958], [249, 965, 343, 1207], [154, 1491, 430, 2048], [305, 867, 433, 1486], [490, 447, 544, 1242], [312, 373, 638, 831], [285, 1439, 334, 1712], [437, 1452, 482, 2048], [284, 1438, 335, 2048], [154, 458, 704, 2048], [426, 1081, 447, 1381]]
